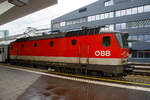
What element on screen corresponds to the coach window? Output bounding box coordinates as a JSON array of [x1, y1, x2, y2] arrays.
[[34, 42, 37, 47], [71, 39, 76, 46], [50, 41, 54, 47], [103, 36, 110, 47]]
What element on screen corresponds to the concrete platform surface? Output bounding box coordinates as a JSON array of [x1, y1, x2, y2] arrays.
[[0, 65, 150, 100]]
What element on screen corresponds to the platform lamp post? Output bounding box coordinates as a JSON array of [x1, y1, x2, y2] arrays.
[[8, 0, 28, 7]]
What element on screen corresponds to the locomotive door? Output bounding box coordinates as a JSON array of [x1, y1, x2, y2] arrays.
[[79, 43, 90, 64], [15, 46, 20, 60]]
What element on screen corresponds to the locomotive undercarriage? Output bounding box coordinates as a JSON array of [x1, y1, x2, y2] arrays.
[[10, 59, 132, 77]]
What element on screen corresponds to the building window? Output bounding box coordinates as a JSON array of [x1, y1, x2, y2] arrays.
[[138, 35, 144, 40], [126, 8, 132, 15], [104, 0, 114, 7], [80, 18, 86, 23], [101, 14, 105, 19], [109, 12, 114, 18], [132, 7, 138, 14], [138, 51, 144, 58], [116, 24, 121, 30], [138, 6, 144, 13], [104, 13, 109, 19], [88, 16, 92, 22], [116, 11, 121, 17], [88, 16, 96, 22], [91, 16, 96, 21], [144, 52, 150, 58], [34, 42, 37, 47], [60, 22, 65, 26], [116, 23, 126, 30], [50, 41, 54, 47], [132, 51, 137, 58], [120, 10, 126, 16], [122, 23, 127, 29], [144, 5, 150, 12], [144, 35, 150, 41], [71, 39, 76, 46], [53, 23, 60, 29], [96, 15, 100, 20], [103, 36, 110, 47]]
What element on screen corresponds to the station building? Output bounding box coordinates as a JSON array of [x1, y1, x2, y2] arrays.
[[51, 0, 150, 63]]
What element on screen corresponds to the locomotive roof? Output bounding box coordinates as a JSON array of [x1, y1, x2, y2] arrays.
[[15, 27, 127, 42]]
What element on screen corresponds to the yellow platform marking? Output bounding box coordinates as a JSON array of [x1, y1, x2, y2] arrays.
[[49, 71, 150, 86]]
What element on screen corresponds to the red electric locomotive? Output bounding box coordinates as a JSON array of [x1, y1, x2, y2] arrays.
[[9, 27, 133, 76]]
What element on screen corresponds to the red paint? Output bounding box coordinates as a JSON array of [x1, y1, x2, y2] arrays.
[[9, 33, 129, 59]]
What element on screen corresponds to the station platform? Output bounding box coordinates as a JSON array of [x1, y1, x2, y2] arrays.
[[0, 65, 150, 100]]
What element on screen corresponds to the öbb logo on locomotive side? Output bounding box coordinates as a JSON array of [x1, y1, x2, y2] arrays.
[[95, 50, 111, 56]]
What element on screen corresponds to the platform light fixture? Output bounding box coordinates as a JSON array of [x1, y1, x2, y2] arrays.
[[8, 0, 28, 7]]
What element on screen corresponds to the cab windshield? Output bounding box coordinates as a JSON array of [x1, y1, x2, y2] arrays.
[[121, 34, 128, 48], [115, 33, 129, 48]]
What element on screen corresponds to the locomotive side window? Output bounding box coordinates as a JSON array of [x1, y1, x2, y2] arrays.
[[21, 44, 24, 48], [34, 42, 37, 47], [71, 39, 76, 46], [103, 36, 110, 47], [50, 41, 54, 47]]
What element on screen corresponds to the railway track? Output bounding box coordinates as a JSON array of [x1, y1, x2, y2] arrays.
[[130, 65, 150, 76], [131, 70, 150, 76]]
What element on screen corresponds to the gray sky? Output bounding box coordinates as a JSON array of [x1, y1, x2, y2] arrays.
[[0, 0, 97, 35]]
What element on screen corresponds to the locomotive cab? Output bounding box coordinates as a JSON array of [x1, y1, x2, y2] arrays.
[[115, 33, 134, 74]]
